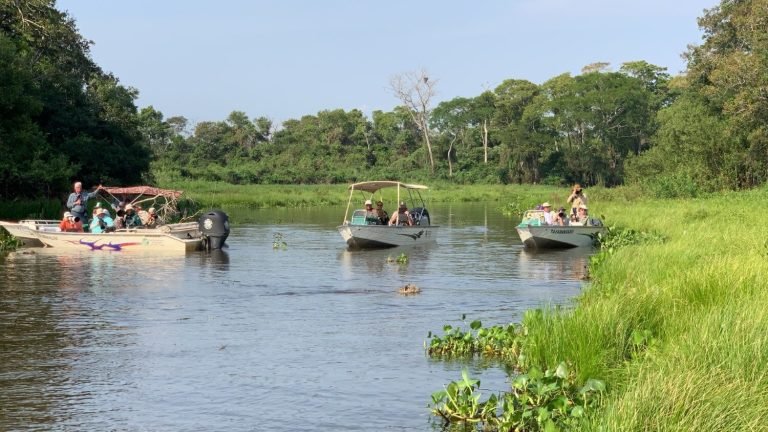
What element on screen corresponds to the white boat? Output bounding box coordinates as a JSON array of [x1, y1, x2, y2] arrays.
[[0, 219, 61, 247], [29, 224, 204, 252], [0, 186, 230, 253], [337, 181, 438, 249], [516, 210, 605, 248]]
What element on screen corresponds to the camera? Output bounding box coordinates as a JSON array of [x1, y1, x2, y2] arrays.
[[558, 211, 565, 218]]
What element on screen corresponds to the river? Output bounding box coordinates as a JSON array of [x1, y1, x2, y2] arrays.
[[0, 202, 592, 431]]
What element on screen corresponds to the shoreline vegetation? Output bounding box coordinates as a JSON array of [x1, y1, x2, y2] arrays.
[[4, 182, 768, 429]]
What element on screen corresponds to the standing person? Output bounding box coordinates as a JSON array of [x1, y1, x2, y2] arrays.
[[566, 184, 589, 217], [66, 181, 100, 224]]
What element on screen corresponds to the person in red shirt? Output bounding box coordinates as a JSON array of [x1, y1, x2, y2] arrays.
[[59, 211, 83, 232]]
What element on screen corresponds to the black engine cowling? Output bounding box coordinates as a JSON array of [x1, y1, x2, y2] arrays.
[[199, 210, 230, 250]]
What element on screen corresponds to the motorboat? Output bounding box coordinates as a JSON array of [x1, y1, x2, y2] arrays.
[[0, 186, 231, 252], [516, 210, 605, 249], [337, 181, 438, 249], [0, 219, 61, 247]]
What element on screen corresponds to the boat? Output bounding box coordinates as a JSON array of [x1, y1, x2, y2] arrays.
[[0, 219, 61, 247], [0, 186, 230, 253], [516, 209, 605, 249], [337, 181, 438, 249]]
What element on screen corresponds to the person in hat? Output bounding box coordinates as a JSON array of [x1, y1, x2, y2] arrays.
[[566, 183, 589, 217], [59, 211, 83, 232], [373, 200, 389, 225], [571, 204, 590, 226], [363, 199, 379, 224], [89, 207, 115, 233], [541, 202, 554, 225], [388, 201, 413, 226], [123, 203, 143, 229]]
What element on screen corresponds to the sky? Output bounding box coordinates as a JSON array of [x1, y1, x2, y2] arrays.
[[57, 0, 717, 126]]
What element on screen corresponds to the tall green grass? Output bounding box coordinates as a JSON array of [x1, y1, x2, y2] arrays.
[[517, 187, 768, 430], [158, 180, 566, 209]]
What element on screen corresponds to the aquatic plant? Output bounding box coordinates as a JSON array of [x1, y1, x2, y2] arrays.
[[429, 364, 605, 431], [426, 316, 525, 362], [386, 253, 409, 265]]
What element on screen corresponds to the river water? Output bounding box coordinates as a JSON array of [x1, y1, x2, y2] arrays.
[[0, 203, 592, 431]]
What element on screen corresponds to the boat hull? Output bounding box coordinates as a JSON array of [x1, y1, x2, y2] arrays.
[[0, 220, 60, 247], [516, 225, 605, 249], [338, 224, 437, 249], [32, 230, 202, 252]]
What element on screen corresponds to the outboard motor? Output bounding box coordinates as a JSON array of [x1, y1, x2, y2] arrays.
[[411, 207, 430, 226], [199, 209, 230, 250]]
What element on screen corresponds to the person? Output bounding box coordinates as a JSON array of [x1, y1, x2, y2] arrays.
[[90, 208, 115, 233], [571, 204, 590, 226], [144, 207, 160, 228], [123, 203, 143, 228], [66, 181, 100, 224], [541, 202, 554, 225], [552, 207, 569, 226], [389, 201, 413, 226], [566, 183, 589, 217], [363, 199, 379, 224], [374, 200, 389, 225], [59, 212, 83, 232]]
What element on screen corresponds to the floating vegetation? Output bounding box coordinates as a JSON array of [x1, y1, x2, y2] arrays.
[[429, 364, 605, 431], [426, 316, 524, 361], [386, 252, 408, 264], [397, 283, 420, 295], [272, 232, 287, 249]]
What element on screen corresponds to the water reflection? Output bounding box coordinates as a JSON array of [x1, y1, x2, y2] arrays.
[[0, 202, 598, 431]]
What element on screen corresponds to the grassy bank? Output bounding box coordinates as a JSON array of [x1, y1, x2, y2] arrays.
[[157, 180, 578, 209], [429, 186, 768, 430]]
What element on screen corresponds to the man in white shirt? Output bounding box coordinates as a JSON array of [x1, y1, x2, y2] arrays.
[[542, 202, 554, 225]]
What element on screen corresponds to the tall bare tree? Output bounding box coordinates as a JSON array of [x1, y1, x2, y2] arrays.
[[389, 69, 437, 172]]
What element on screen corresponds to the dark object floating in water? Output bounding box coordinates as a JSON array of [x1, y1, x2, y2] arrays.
[[398, 283, 421, 295]]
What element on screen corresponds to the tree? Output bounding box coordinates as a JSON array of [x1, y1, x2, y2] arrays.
[[389, 69, 437, 172]]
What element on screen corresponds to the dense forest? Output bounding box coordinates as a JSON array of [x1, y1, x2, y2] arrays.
[[2, 0, 767, 200]]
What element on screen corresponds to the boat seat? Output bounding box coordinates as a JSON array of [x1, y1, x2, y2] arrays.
[[350, 210, 382, 226]]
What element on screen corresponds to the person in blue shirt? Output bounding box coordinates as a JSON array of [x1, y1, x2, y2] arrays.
[[89, 207, 115, 233], [66, 181, 101, 224]]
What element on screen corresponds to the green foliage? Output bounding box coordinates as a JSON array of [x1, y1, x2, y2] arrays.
[[0, 227, 21, 253], [429, 364, 606, 431], [426, 317, 525, 362]]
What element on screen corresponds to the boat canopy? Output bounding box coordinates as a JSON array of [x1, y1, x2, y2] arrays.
[[347, 181, 429, 193], [100, 186, 183, 200]]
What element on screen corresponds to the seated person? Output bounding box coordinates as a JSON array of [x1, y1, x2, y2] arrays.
[[552, 207, 569, 226], [374, 200, 388, 225], [123, 204, 143, 228], [541, 202, 554, 225], [114, 209, 126, 229], [90, 208, 115, 233], [59, 211, 83, 232], [143, 207, 160, 228], [363, 200, 379, 224], [570, 204, 590, 226], [388, 202, 413, 226]]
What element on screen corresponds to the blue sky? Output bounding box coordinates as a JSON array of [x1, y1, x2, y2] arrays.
[[57, 0, 716, 125]]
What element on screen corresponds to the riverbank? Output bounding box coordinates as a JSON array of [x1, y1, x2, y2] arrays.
[[431, 186, 768, 430]]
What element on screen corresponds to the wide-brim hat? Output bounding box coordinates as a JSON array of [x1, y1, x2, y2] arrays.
[[578, 204, 588, 210], [364, 199, 372, 206], [542, 202, 551, 207]]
